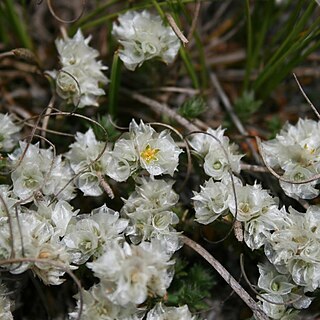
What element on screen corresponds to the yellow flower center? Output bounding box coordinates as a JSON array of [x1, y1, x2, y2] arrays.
[[140, 145, 159, 164]]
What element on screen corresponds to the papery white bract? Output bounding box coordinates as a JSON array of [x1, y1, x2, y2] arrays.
[[261, 118, 320, 199], [146, 302, 196, 320], [189, 127, 243, 180], [87, 239, 174, 306], [50, 29, 108, 108], [10, 142, 75, 202], [112, 10, 181, 71], [64, 204, 128, 264], [121, 176, 181, 253], [192, 178, 230, 224], [264, 205, 320, 292], [66, 128, 110, 196], [107, 120, 182, 181], [69, 284, 144, 320]]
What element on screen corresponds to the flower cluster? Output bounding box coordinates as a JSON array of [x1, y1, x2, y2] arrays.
[[49, 29, 108, 108], [63, 204, 128, 264], [193, 177, 280, 250], [69, 284, 143, 320], [189, 127, 243, 180], [87, 239, 174, 306], [0, 112, 197, 319], [65, 128, 110, 196], [10, 142, 75, 202], [107, 119, 183, 181], [261, 118, 320, 199], [122, 176, 180, 253], [112, 10, 181, 71], [257, 262, 312, 319], [0, 196, 78, 285], [146, 303, 195, 320]]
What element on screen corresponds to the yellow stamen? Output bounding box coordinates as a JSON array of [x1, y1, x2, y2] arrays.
[[140, 145, 159, 164]]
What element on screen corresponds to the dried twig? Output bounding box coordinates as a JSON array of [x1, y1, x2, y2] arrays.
[[165, 13, 189, 46], [293, 73, 320, 120], [121, 88, 200, 132]]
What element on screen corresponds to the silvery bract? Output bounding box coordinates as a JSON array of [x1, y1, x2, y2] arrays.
[[107, 120, 183, 181], [189, 127, 243, 180], [146, 303, 196, 320], [87, 239, 174, 306], [112, 10, 181, 71], [262, 119, 320, 199], [50, 29, 108, 108]]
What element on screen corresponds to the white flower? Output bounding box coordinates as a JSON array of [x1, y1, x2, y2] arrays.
[[69, 284, 144, 320], [192, 178, 230, 224], [66, 128, 111, 196], [146, 303, 196, 320], [112, 10, 181, 71], [10, 142, 75, 202], [0, 113, 21, 152], [50, 29, 108, 108], [107, 120, 182, 180], [244, 206, 286, 250], [229, 182, 276, 223], [189, 127, 243, 180], [264, 205, 320, 292], [87, 239, 174, 306], [261, 118, 320, 199], [64, 204, 128, 264], [121, 177, 180, 253]]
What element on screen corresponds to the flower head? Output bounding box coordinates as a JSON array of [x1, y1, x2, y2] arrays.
[[50, 29, 108, 108], [112, 10, 181, 71]]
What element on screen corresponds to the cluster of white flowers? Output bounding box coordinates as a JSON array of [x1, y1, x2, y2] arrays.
[[146, 302, 195, 320], [193, 177, 279, 249], [10, 141, 75, 202], [122, 176, 180, 253], [191, 122, 320, 318], [261, 118, 320, 199], [0, 113, 21, 153], [256, 262, 312, 319], [65, 128, 110, 196], [49, 29, 108, 108], [112, 10, 181, 71], [87, 239, 174, 306], [69, 284, 143, 320], [107, 119, 183, 181], [63, 204, 128, 264], [189, 127, 243, 180], [0, 112, 198, 319], [0, 195, 77, 284]]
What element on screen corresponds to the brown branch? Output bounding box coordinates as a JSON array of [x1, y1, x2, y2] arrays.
[[121, 88, 200, 132]]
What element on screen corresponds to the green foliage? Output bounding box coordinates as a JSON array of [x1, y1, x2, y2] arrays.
[[167, 258, 216, 312], [178, 96, 207, 120], [244, 0, 320, 100], [234, 90, 262, 119], [266, 116, 283, 139]]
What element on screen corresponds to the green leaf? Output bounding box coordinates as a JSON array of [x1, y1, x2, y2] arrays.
[[178, 96, 207, 120]]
